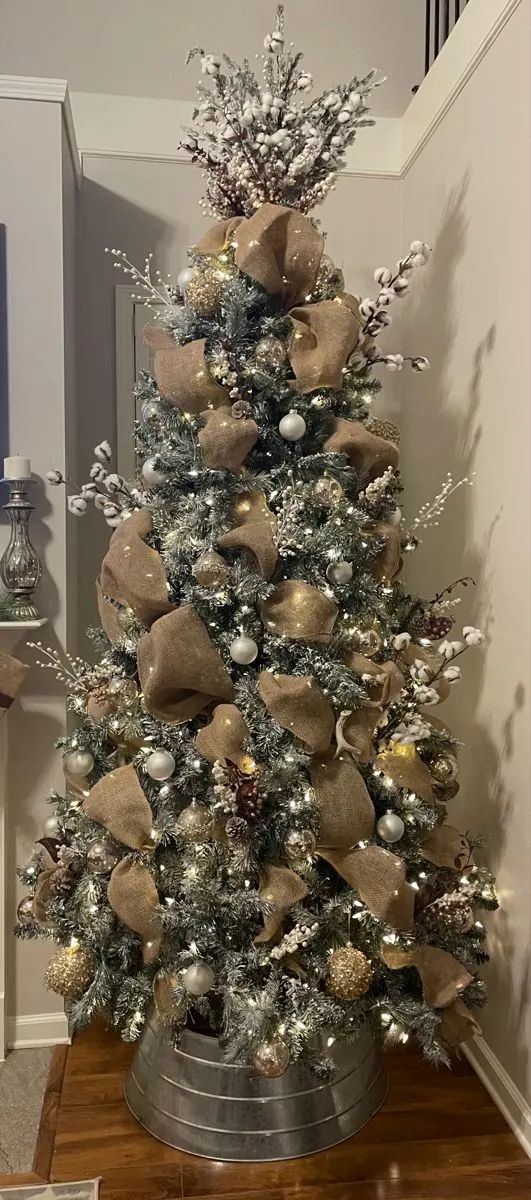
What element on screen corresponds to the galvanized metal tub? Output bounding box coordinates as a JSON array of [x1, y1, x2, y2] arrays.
[[124, 1013, 387, 1161]]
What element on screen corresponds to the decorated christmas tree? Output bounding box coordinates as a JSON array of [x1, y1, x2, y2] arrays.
[[18, 7, 496, 1077]]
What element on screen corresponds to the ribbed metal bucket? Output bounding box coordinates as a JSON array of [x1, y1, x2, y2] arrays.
[[124, 1012, 387, 1161]]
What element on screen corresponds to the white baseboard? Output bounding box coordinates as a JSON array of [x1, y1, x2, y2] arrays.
[[6, 1010, 70, 1050], [465, 1036, 531, 1159]]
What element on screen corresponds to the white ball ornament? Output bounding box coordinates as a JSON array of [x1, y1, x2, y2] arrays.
[[42, 814, 60, 838], [279, 411, 307, 441], [65, 750, 94, 777], [145, 750, 176, 781], [326, 560, 353, 585], [376, 811, 405, 843], [142, 458, 167, 487], [182, 960, 215, 996], [230, 636, 259, 665], [177, 266, 197, 293]]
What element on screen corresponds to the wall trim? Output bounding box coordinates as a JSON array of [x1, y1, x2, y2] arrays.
[[6, 1010, 70, 1051], [0, 74, 82, 185], [464, 1037, 531, 1160]]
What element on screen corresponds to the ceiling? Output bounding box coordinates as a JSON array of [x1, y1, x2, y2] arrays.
[[0, 0, 425, 116]]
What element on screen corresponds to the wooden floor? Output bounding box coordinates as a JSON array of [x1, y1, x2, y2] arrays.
[[3, 1022, 531, 1199]]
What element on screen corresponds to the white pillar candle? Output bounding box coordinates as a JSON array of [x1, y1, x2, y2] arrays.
[[3, 455, 31, 479]]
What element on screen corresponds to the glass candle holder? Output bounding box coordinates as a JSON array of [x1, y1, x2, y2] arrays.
[[0, 478, 42, 620]]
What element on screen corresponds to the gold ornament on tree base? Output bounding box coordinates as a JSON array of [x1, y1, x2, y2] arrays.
[[327, 946, 374, 999], [45, 943, 95, 999]]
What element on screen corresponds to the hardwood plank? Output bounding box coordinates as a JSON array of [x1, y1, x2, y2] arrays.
[[0, 1172, 44, 1186], [32, 1042, 69, 1180]]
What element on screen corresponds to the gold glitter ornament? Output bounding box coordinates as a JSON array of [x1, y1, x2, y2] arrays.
[[327, 946, 374, 999], [193, 549, 230, 588], [45, 944, 95, 999], [252, 1036, 290, 1078], [175, 801, 212, 842], [349, 620, 382, 658], [366, 418, 401, 446], [186, 269, 224, 316]]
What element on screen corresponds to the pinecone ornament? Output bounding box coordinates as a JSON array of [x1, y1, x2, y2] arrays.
[[420, 892, 474, 935], [228, 765, 264, 823]]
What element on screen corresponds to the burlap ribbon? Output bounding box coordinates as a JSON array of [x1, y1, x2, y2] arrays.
[[343, 652, 405, 707], [259, 671, 335, 753], [138, 606, 234, 723], [261, 579, 338, 642], [254, 865, 309, 944], [196, 205, 364, 393], [0, 648, 29, 717], [317, 844, 415, 930], [83, 764, 154, 851], [324, 419, 399, 481], [218, 491, 277, 580], [99, 510, 173, 629], [399, 643, 450, 704], [311, 753, 375, 847], [143, 327, 227, 412], [196, 203, 324, 309], [420, 825, 475, 871], [32, 841, 64, 924], [438, 998, 481, 1046], [199, 407, 258, 472], [107, 859, 162, 963], [289, 295, 362, 393], [368, 522, 402, 583], [195, 703, 249, 768], [375, 748, 434, 806], [381, 943, 473, 1009], [96, 581, 125, 644]]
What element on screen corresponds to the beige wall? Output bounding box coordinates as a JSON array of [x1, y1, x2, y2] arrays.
[[399, 0, 531, 1108], [0, 98, 75, 1037]]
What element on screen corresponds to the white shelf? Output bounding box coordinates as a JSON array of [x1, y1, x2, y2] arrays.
[[0, 618, 48, 629]]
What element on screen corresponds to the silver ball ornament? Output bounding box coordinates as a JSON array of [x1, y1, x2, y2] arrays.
[[182, 960, 215, 996], [141, 398, 162, 423], [86, 837, 119, 875], [252, 1036, 290, 1078], [326, 560, 353, 586], [254, 336, 287, 371], [17, 895, 35, 924], [107, 676, 138, 704], [175, 801, 212, 842], [376, 811, 405, 843], [65, 750, 94, 777], [313, 476, 343, 507], [177, 266, 197, 293], [42, 814, 60, 837], [430, 754, 459, 785], [230, 635, 259, 665], [278, 411, 307, 441], [284, 828, 316, 860], [142, 458, 168, 487], [145, 749, 176, 781]]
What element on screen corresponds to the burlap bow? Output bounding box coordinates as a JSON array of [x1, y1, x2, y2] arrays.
[[83, 764, 155, 851], [343, 652, 405, 708], [195, 703, 250, 768], [96, 581, 125, 644], [196, 203, 324, 309], [254, 865, 309, 943], [32, 840, 65, 924], [199, 407, 258, 472], [143, 327, 227, 412], [261, 579, 338, 642], [324, 418, 399, 481], [259, 671, 335, 753], [99, 509, 173, 630], [218, 491, 277, 580], [138, 606, 234, 723], [374, 748, 434, 806], [196, 205, 363, 393], [311, 753, 375, 847], [367, 522, 402, 583], [108, 859, 162, 963], [420, 825, 475, 871], [0, 648, 29, 717], [438, 998, 481, 1046], [381, 943, 473, 1009], [317, 844, 415, 930]]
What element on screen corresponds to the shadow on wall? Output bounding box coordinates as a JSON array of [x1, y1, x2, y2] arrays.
[[74, 177, 177, 655], [400, 175, 528, 1094]]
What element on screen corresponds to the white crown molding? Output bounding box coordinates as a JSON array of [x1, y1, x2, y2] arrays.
[[6, 1009, 70, 1050], [0, 74, 82, 185], [464, 1037, 531, 1160]]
